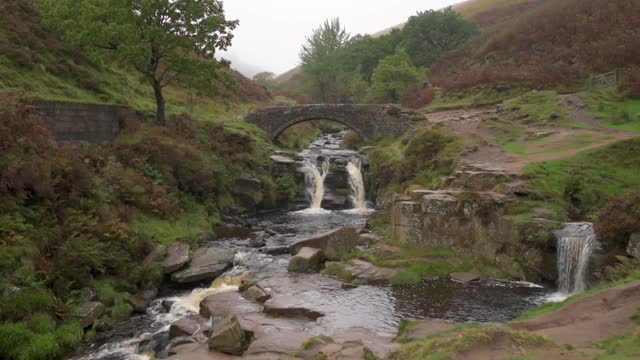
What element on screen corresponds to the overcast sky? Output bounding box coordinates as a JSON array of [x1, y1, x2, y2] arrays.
[[219, 0, 466, 76]]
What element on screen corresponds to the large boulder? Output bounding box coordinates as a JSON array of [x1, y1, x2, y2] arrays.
[[627, 233, 640, 259], [74, 302, 105, 328], [263, 295, 324, 320], [200, 291, 262, 319], [128, 288, 158, 313], [231, 176, 263, 213], [290, 227, 359, 261], [170, 315, 211, 339], [287, 247, 325, 273], [171, 248, 235, 284], [242, 285, 270, 303], [208, 315, 248, 355], [245, 332, 309, 359], [144, 244, 168, 265], [163, 242, 191, 274]]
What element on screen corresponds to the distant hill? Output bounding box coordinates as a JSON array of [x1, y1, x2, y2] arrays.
[[273, 0, 534, 86]]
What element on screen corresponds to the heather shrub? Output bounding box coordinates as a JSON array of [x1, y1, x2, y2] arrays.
[[342, 131, 363, 150], [595, 194, 640, 250], [400, 84, 435, 109]]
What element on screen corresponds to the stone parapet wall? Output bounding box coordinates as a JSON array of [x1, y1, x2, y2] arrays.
[[33, 100, 122, 143]]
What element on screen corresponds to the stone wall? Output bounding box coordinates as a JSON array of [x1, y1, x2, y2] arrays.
[[391, 189, 561, 283], [33, 100, 123, 143], [245, 104, 420, 140]]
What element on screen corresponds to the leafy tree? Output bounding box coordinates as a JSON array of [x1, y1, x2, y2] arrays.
[[299, 18, 350, 102], [401, 7, 478, 67], [253, 72, 276, 88], [337, 30, 402, 83], [40, 0, 239, 124], [369, 48, 424, 102]]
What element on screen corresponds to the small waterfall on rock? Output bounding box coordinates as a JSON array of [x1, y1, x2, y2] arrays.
[[347, 157, 366, 210], [302, 159, 330, 210], [554, 222, 596, 295]]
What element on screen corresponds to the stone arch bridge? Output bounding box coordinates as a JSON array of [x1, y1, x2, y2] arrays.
[[245, 104, 421, 141]]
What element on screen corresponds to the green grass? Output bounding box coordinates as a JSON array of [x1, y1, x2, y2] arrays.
[[504, 90, 566, 124], [321, 262, 355, 283], [523, 138, 640, 212], [593, 329, 640, 359], [131, 197, 214, 245], [582, 89, 640, 132], [424, 86, 527, 112]]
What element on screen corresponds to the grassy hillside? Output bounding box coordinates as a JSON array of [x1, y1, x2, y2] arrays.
[[0, 0, 271, 118], [430, 0, 640, 94]]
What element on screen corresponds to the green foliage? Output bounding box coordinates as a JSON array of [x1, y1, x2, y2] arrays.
[[40, 0, 238, 123], [401, 7, 478, 67], [321, 263, 355, 283], [1, 288, 54, 322], [368, 126, 463, 198], [53, 321, 83, 350], [26, 313, 55, 334], [253, 72, 276, 88], [503, 91, 566, 125], [368, 48, 424, 102], [299, 18, 351, 102], [0, 322, 33, 360], [593, 329, 640, 360], [524, 138, 640, 217], [582, 89, 640, 132], [0, 320, 82, 360]]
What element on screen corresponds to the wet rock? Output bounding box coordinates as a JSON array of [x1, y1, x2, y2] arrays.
[[270, 155, 295, 165], [263, 245, 290, 255], [162, 300, 175, 313], [208, 315, 248, 355], [550, 112, 560, 119], [287, 247, 325, 273], [139, 331, 170, 356], [263, 295, 325, 320], [627, 233, 640, 259], [144, 244, 168, 265], [231, 176, 263, 213], [129, 288, 158, 313], [200, 291, 262, 319], [197, 231, 216, 243], [450, 272, 481, 284], [245, 332, 309, 358], [343, 259, 399, 284], [242, 285, 270, 303], [248, 231, 266, 248], [74, 302, 105, 328], [322, 193, 350, 210], [170, 315, 211, 339], [213, 223, 254, 240], [171, 248, 234, 284], [166, 343, 240, 360], [496, 83, 512, 92], [290, 227, 359, 261], [80, 287, 97, 302], [341, 283, 358, 290], [163, 242, 191, 274]]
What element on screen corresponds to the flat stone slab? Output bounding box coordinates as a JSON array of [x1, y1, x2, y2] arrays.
[[288, 247, 325, 273], [450, 272, 481, 283], [163, 242, 191, 274], [171, 248, 235, 284], [269, 155, 296, 164], [343, 259, 399, 284], [165, 343, 240, 360], [263, 295, 325, 320], [170, 315, 211, 339], [244, 332, 309, 359], [200, 291, 262, 319], [290, 227, 359, 261], [399, 319, 455, 341]]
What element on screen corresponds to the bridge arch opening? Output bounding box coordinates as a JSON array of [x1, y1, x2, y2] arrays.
[[273, 117, 364, 144]]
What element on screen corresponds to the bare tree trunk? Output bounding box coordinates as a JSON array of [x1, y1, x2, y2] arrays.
[[153, 80, 165, 125]]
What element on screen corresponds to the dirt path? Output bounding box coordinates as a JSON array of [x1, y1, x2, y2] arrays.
[[423, 96, 639, 174]]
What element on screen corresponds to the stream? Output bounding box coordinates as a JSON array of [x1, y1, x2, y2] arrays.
[[71, 131, 553, 360]]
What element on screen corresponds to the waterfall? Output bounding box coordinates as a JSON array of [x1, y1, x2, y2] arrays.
[[554, 222, 596, 295], [347, 157, 366, 210], [302, 159, 330, 209]]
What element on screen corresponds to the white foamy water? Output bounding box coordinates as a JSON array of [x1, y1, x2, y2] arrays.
[[301, 158, 330, 210], [346, 157, 367, 210], [554, 222, 596, 295]]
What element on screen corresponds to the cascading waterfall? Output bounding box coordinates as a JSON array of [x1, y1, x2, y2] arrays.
[[554, 222, 596, 295], [302, 159, 330, 209], [346, 157, 366, 210]]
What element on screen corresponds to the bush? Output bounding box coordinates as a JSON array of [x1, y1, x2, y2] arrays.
[[342, 131, 363, 150], [400, 84, 435, 109], [0, 322, 33, 360], [26, 313, 55, 334], [595, 194, 640, 250], [1, 288, 54, 322], [53, 321, 83, 350], [22, 333, 62, 360]]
